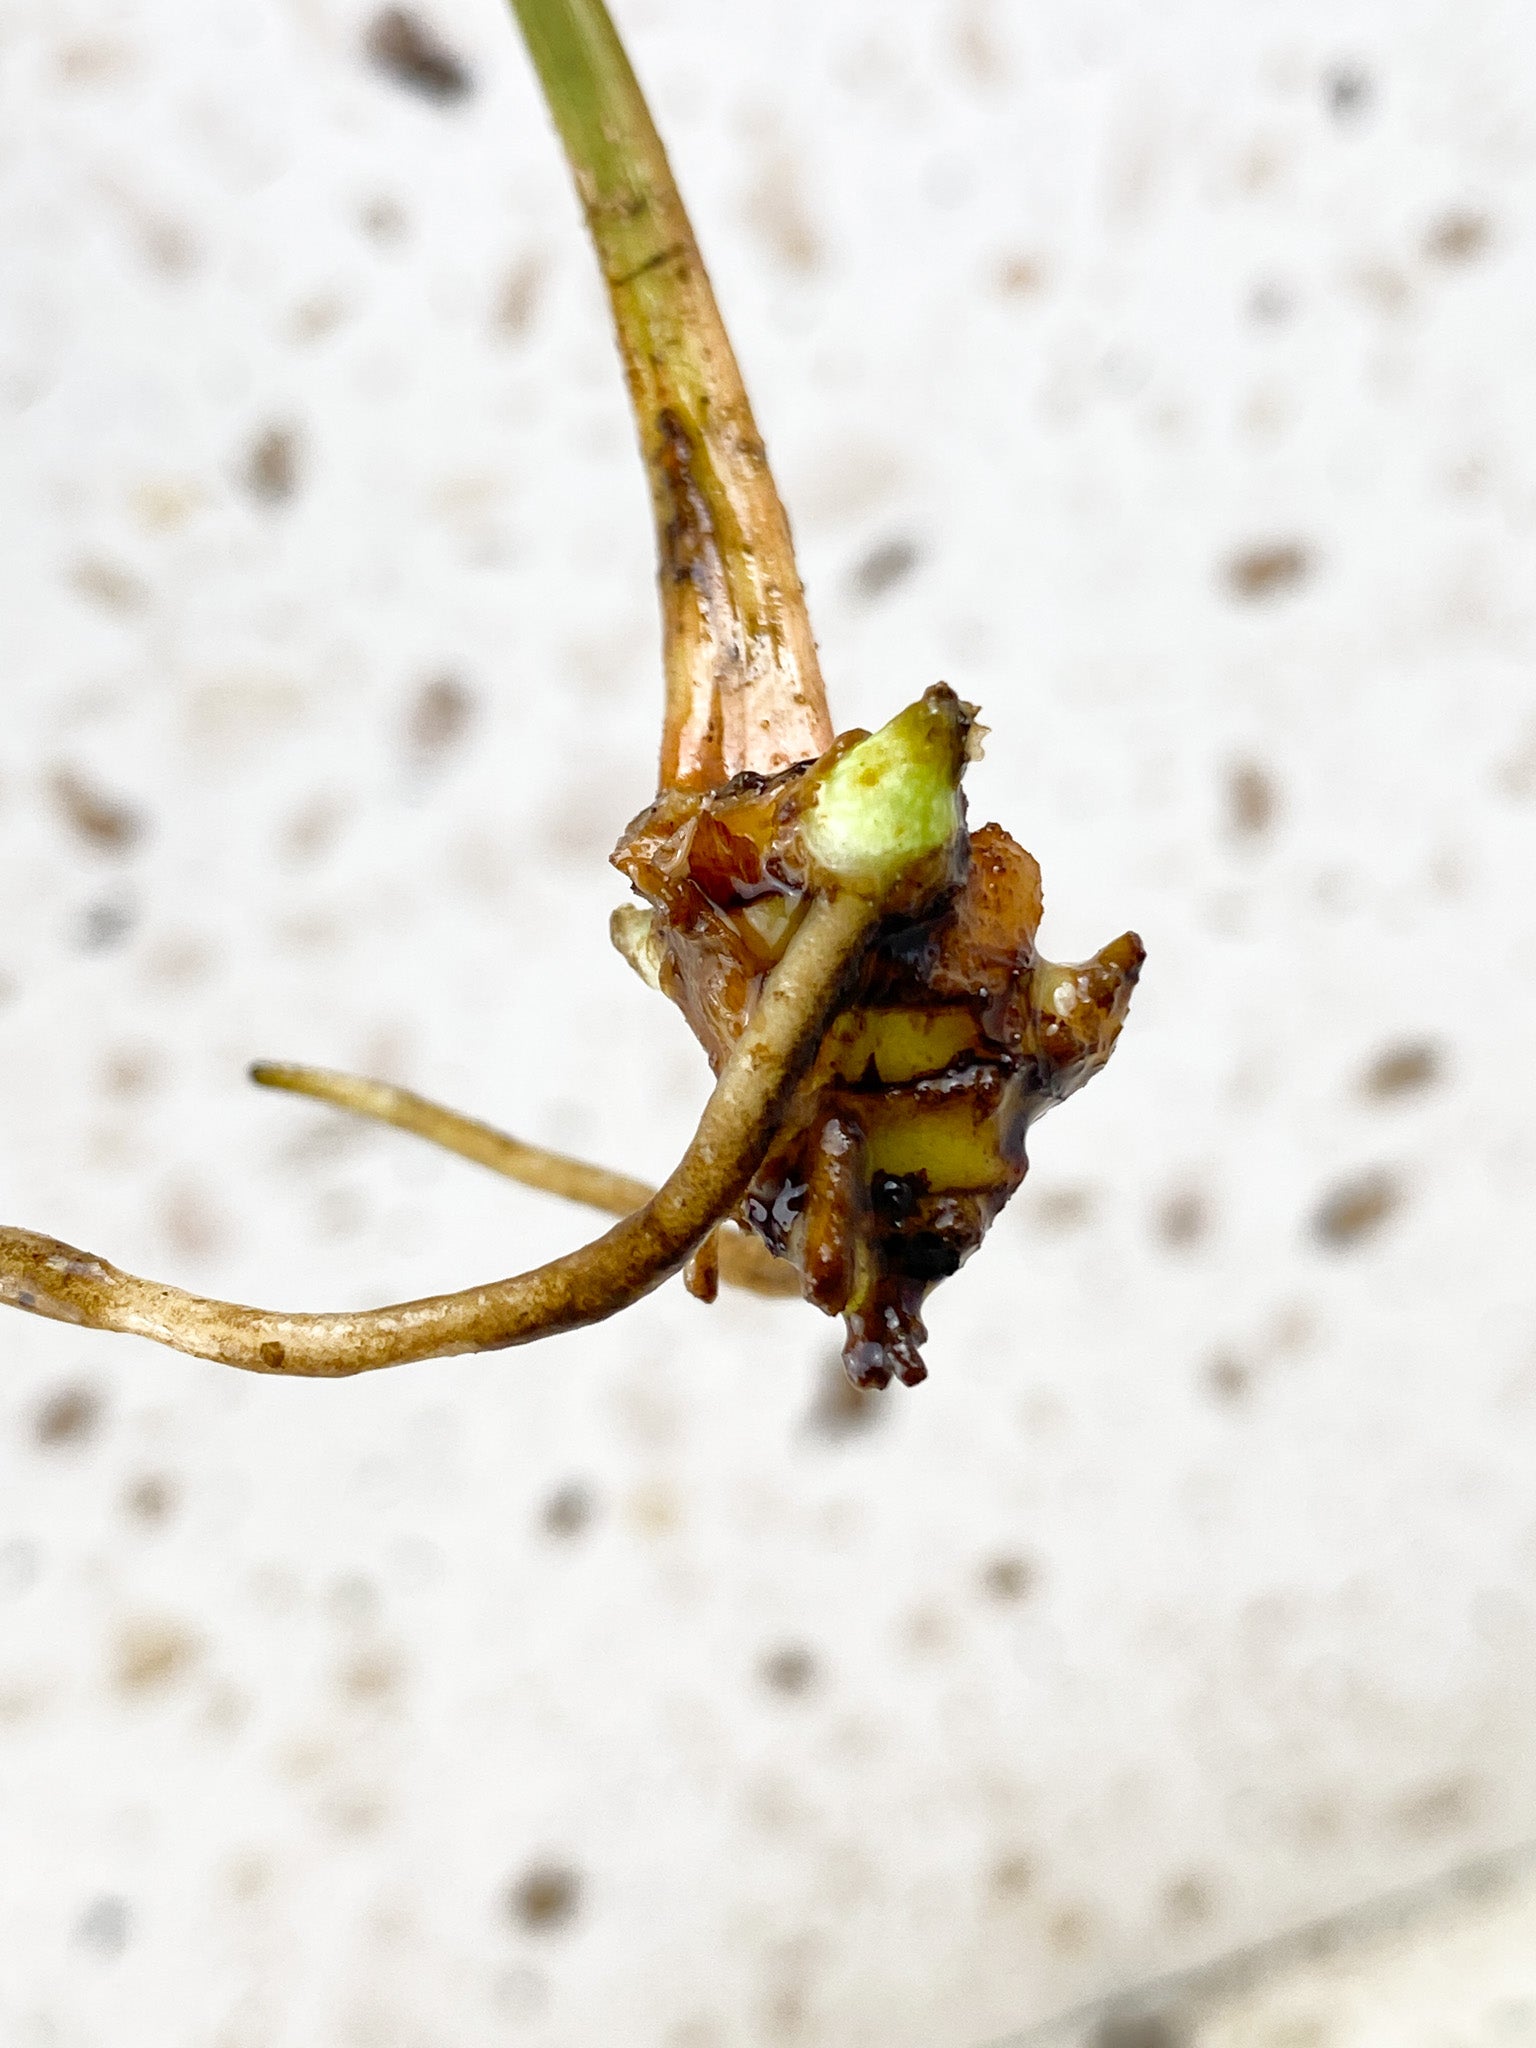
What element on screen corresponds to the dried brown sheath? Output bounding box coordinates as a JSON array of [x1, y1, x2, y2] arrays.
[[509, 0, 832, 789]]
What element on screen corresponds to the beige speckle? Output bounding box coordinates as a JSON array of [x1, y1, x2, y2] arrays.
[[35, 1384, 102, 1448], [103, 1044, 161, 1096], [406, 673, 476, 762], [1225, 541, 1313, 600], [323, 1787, 389, 1836], [997, 253, 1046, 296], [497, 251, 547, 337], [124, 1474, 177, 1523], [760, 1644, 819, 1696], [113, 1617, 200, 1695], [506, 1861, 582, 1932], [1352, 262, 1412, 315], [246, 424, 300, 504], [1158, 1186, 1209, 1248], [954, 0, 1005, 84], [225, 1851, 274, 1904], [132, 478, 205, 530], [626, 1480, 680, 1536], [1360, 1040, 1441, 1100], [366, 7, 473, 102], [283, 793, 346, 864], [1227, 760, 1277, 839], [338, 1646, 405, 1706], [291, 294, 349, 342], [71, 557, 148, 613], [990, 1851, 1034, 1898], [50, 767, 144, 853], [1312, 1169, 1402, 1248], [1032, 1185, 1094, 1232], [1391, 1774, 1476, 1838], [902, 1605, 953, 1658], [1047, 1901, 1097, 1955], [1324, 63, 1371, 118], [1207, 1352, 1252, 1404], [979, 1554, 1036, 1602], [360, 194, 408, 242], [1424, 209, 1491, 264], [57, 37, 136, 83], [1234, 136, 1287, 193], [1162, 1872, 1215, 1927], [275, 1732, 336, 1783], [541, 1481, 595, 1538], [850, 536, 921, 601]]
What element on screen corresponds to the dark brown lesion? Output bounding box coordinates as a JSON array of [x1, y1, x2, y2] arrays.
[[511, 0, 833, 795], [611, 736, 1144, 1388]]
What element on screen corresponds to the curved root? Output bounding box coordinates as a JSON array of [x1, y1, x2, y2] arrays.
[[248, 1062, 799, 1298], [0, 891, 871, 1374]]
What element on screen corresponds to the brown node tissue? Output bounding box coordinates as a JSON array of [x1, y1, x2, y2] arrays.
[[611, 731, 1142, 1388]]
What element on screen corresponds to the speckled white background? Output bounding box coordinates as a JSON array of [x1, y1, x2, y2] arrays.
[[3, 1, 1535, 2044]]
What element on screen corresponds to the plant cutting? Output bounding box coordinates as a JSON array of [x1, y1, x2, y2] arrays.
[[0, 0, 1142, 1389]]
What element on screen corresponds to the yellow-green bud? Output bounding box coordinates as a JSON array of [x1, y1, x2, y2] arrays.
[[799, 685, 972, 901]]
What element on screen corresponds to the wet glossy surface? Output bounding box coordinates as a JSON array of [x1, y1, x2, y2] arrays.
[[613, 761, 1143, 1385]]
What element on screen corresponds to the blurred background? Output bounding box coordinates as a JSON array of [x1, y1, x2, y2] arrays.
[[2, 0, 1535, 2042]]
